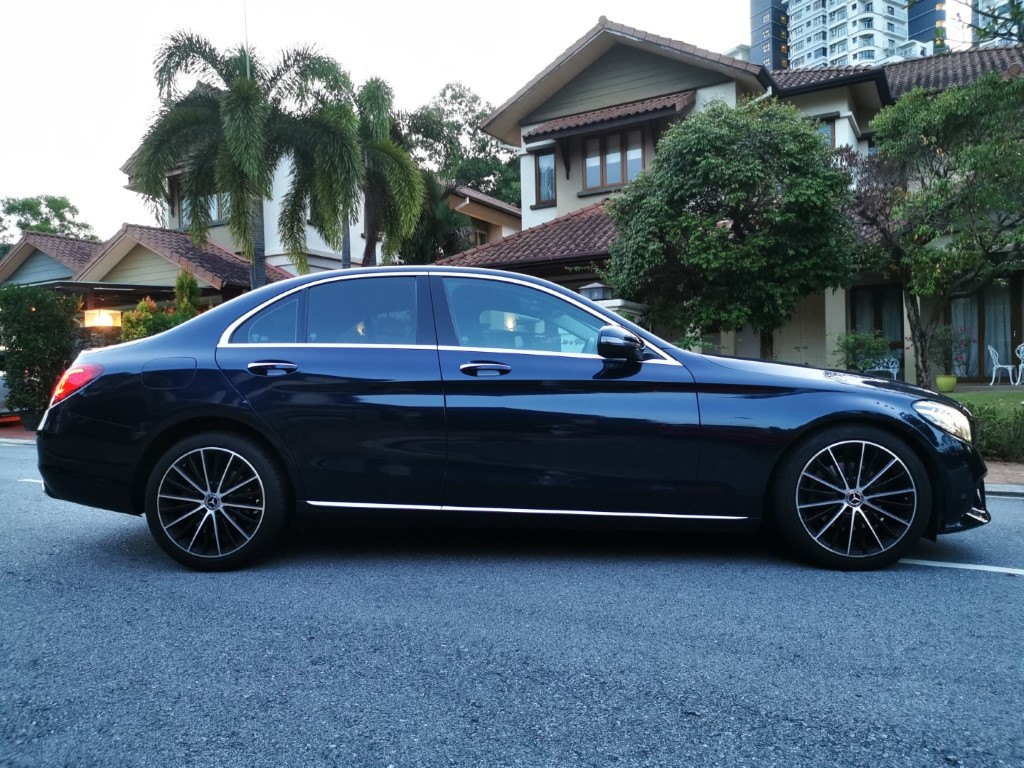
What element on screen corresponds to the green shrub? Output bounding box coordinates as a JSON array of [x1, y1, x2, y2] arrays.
[[120, 270, 201, 342], [833, 331, 892, 371], [969, 403, 1024, 463], [0, 284, 81, 412]]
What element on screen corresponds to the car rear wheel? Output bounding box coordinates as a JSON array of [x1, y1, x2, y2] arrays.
[[145, 432, 290, 570], [773, 426, 931, 570]]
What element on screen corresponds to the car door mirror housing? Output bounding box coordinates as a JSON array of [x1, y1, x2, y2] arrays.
[[597, 325, 645, 362]]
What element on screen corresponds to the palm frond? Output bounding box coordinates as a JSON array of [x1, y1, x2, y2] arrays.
[[357, 78, 395, 144], [155, 31, 233, 99], [221, 77, 272, 187], [365, 138, 425, 246], [266, 47, 353, 109]]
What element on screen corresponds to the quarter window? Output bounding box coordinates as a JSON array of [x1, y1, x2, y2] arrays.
[[306, 277, 417, 344], [233, 294, 302, 344]]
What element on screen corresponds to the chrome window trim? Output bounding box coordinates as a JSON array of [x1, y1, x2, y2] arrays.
[[219, 342, 439, 351], [216, 269, 677, 365], [307, 500, 745, 521]]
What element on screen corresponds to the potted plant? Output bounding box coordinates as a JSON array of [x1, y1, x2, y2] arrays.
[[0, 285, 81, 430], [929, 325, 975, 393]]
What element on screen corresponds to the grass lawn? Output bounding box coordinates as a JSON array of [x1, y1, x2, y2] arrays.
[[950, 390, 1024, 419]]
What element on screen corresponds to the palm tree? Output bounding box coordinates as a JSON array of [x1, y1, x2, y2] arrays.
[[398, 171, 471, 264], [131, 32, 363, 287], [346, 79, 424, 267]]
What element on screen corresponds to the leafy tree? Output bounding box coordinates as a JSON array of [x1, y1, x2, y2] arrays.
[[397, 171, 472, 264], [843, 72, 1024, 387], [0, 284, 81, 413], [404, 83, 519, 205], [606, 99, 854, 358], [0, 195, 97, 257], [348, 79, 424, 268], [131, 32, 363, 288], [966, 0, 1024, 45]]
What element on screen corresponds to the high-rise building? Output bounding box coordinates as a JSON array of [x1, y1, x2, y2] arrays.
[[972, 0, 1021, 46], [908, 1, 947, 47], [751, 1, 941, 70], [750, 0, 791, 69]]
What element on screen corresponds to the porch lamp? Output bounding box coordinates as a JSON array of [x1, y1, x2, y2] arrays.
[[82, 309, 122, 328], [579, 282, 614, 302]]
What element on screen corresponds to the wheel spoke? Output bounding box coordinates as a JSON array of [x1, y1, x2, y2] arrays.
[[798, 498, 846, 510], [186, 511, 213, 553], [171, 463, 208, 495], [220, 510, 255, 541], [803, 472, 848, 494], [860, 457, 899, 493], [165, 505, 204, 529], [863, 500, 913, 527], [812, 505, 849, 541], [826, 447, 851, 490], [857, 508, 886, 551], [159, 493, 205, 505], [863, 488, 915, 501], [216, 453, 234, 494], [221, 475, 259, 497]]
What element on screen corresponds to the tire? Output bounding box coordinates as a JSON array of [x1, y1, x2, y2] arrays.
[[772, 426, 931, 571], [145, 432, 290, 571]]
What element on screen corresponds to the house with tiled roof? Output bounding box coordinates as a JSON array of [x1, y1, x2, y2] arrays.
[[442, 16, 1024, 379], [447, 186, 521, 248], [0, 224, 290, 327]]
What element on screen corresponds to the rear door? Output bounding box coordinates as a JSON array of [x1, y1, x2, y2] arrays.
[[216, 273, 445, 507]]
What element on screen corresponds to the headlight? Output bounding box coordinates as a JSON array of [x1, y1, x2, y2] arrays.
[[913, 400, 972, 443]]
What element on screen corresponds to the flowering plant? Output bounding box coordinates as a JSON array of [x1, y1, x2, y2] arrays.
[[928, 325, 976, 376]]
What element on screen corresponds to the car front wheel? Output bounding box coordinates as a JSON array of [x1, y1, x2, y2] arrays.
[[773, 426, 931, 570], [145, 432, 290, 571]]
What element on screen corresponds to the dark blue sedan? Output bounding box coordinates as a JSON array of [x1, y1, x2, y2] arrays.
[[37, 267, 990, 570]]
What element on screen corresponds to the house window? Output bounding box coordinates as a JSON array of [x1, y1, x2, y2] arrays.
[[180, 192, 230, 228], [535, 151, 556, 206], [763, 12, 771, 23], [816, 120, 836, 147], [584, 129, 644, 191]]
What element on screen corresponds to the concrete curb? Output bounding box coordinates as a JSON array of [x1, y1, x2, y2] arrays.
[[987, 485, 1024, 500], [0, 438, 34, 446]]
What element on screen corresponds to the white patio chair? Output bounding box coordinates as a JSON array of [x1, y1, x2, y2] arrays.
[[987, 344, 1015, 385], [863, 356, 901, 380], [1014, 342, 1024, 386]]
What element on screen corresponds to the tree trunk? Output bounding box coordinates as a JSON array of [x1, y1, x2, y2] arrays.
[[342, 226, 352, 269], [362, 191, 379, 268], [759, 329, 775, 360], [249, 199, 267, 290], [901, 279, 944, 389]]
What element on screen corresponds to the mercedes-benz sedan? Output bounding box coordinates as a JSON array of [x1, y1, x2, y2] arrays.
[[37, 267, 990, 570]]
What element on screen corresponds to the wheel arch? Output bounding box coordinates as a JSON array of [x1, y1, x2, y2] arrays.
[[131, 415, 301, 514], [762, 413, 945, 537]]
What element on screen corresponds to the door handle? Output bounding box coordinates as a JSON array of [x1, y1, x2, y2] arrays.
[[459, 362, 512, 377], [247, 361, 298, 377]]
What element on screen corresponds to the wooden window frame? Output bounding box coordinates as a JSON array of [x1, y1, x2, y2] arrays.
[[534, 151, 557, 207], [582, 129, 646, 192]]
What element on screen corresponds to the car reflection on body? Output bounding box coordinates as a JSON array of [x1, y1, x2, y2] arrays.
[[37, 267, 990, 571]]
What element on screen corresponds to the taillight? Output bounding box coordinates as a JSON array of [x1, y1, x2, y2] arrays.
[[50, 363, 104, 407]]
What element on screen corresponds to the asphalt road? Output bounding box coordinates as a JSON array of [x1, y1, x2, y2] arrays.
[[2, 441, 1022, 768]]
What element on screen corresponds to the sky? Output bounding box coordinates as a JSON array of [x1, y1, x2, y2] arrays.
[[0, 0, 971, 240]]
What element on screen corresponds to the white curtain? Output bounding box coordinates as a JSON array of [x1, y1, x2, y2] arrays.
[[983, 284, 1011, 376], [951, 297, 979, 377]]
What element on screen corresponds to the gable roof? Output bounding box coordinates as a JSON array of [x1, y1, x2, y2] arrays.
[[438, 203, 615, 269], [451, 185, 521, 218], [884, 45, 1024, 98], [0, 232, 103, 284], [76, 224, 292, 288], [482, 16, 769, 145]]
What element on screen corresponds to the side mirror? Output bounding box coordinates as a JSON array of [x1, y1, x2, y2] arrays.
[[597, 325, 645, 362]]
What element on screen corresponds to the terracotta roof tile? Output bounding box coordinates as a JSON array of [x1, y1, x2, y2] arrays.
[[523, 91, 695, 139], [114, 225, 292, 287], [18, 232, 102, 272], [885, 45, 1024, 98], [772, 65, 878, 90], [438, 203, 615, 269]]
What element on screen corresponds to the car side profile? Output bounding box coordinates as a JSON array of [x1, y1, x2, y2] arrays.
[[37, 267, 990, 571]]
